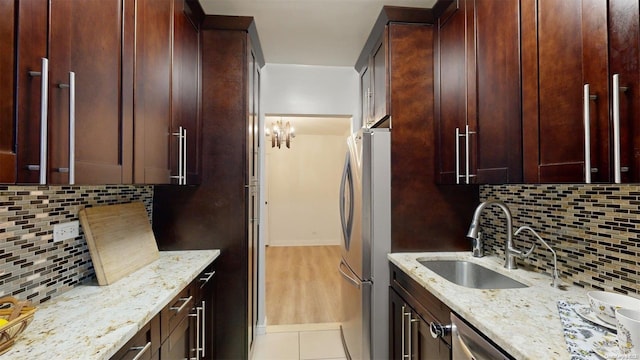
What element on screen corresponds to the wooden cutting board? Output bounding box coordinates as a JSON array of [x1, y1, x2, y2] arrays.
[[79, 202, 159, 285]]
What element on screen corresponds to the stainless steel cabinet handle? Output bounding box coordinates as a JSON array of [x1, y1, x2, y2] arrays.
[[189, 305, 202, 360], [455, 127, 460, 184], [182, 128, 187, 185], [170, 296, 193, 313], [583, 84, 592, 183], [199, 271, 215, 287], [27, 58, 49, 184], [201, 300, 206, 357], [171, 126, 185, 184], [129, 342, 152, 360], [68, 72, 75, 184], [612, 74, 622, 183], [455, 126, 475, 184], [401, 305, 409, 359], [56, 72, 76, 184]]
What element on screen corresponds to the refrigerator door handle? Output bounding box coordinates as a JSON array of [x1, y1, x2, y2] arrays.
[[339, 153, 353, 250], [339, 260, 361, 289]]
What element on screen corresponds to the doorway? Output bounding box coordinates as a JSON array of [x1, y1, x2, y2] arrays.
[[263, 115, 351, 326]]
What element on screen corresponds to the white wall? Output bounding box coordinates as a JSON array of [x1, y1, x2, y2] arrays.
[[266, 134, 347, 246], [262, 64, 360, 131]]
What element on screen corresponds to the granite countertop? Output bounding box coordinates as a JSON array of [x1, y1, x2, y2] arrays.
[[388, 252, 591, 360], [1, 250, 220, 360]]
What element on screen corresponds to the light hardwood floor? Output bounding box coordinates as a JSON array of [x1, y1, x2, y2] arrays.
[[266, 245, 344, 325]]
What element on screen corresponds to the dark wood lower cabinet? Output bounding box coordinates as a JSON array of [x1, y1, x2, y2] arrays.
[[111, 315, 160, 360], [389, 263, 451, 360], [160, 314, 193, 360]]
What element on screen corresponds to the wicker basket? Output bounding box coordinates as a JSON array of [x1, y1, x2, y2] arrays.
[[0, 296, 37, 355]]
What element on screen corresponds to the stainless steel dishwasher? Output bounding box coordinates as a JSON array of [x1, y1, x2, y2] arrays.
[[451, 313, 513, 360]]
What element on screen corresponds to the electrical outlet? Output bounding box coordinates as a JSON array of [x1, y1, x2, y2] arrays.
[[53, 221, 79, 242]]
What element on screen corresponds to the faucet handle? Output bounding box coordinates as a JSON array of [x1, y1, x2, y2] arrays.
[[471, 232, 484, 257]]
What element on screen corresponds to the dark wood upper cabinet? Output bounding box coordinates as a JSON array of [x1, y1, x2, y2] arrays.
[[171, 0, 202, 185], [0, 0, 16, 183], [134, 0, 172, 184], [13, 0, 130, 185], [522, 0, 640, 183], [435, 0, 522, 185]]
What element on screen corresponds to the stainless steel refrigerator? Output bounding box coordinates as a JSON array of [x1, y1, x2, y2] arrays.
[[339, 128, 391, 360]]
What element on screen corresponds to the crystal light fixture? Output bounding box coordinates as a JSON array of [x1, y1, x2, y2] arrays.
[[266, 118, 295, 148]]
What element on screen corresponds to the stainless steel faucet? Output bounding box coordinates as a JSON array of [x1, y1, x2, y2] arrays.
[[466, 200, 532, 269], [514, 226, 561, 288]]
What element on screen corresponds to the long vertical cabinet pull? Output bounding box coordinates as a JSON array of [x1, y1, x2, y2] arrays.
[[68, 72, 76, 184], [27, 58, 49, 184], [612, 74, 622, 183], [182, 128, 187, 185], [455, 128, 461, 184], [201, 300, 206, 358], [171, 126, 186, 184], [455, 125, 476, 184], [401, 305, 409, 359], [583, 84, 592, 183]]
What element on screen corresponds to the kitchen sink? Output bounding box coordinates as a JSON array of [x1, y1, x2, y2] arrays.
[[416, 259, 528, 289]]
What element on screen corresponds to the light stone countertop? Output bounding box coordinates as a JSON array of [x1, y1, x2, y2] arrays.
[[388, 252, 592, 360], [1, 250, 220, 360]]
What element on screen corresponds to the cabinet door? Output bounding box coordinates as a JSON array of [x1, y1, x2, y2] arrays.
[[472, 0, 522, 183], [372, 35, 389, 125], [197, 267, 216, 360], [522, 0, 609, 182], [134, 0, 172, 184], [435, 0, 466, 184], [49, 0, 127, 184], [0, 0, 16, 183], [360, 66, 371, 128], [160, 314, 192, 360], [608, 0, 640, 182], [388, 288, 406, 359], [15, 0, 48, 184], [171, 0, 201, 185]]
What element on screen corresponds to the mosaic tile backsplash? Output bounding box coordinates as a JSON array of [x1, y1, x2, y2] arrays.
[[0, 185, 153, 304], [480, 184, 639, 295]]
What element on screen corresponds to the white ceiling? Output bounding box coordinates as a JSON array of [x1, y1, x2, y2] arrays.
[[199, 0, 438, 67]]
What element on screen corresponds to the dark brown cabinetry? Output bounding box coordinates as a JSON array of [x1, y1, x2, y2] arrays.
[[111, 315, 160, 360], [133, 0, 172, 184], [171, 0, 202, 185], [193, 264, 216, 360], [360, 34, 390, 128], [160, 285, 196, 359], [13, 0, 129, 185], [522, 0, 640, 183], [356, 6, 479, 252], [0, 0, 16, 183], [389, 263, 451, 360], [153, 13, 264, 360], [3, 0, 200, 185], [435, 0, 522, 184]]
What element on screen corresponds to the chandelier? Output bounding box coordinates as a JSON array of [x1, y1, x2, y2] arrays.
[[266, 119, 295, 149]]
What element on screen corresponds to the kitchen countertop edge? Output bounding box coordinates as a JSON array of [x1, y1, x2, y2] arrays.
[[1, 249, 220, 360], [388, 252, 590, 360]]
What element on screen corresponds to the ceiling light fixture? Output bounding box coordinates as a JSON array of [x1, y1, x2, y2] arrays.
[[266, 118, 295, 149]]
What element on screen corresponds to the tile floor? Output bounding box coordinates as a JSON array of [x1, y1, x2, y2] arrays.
[[252, 323, 347, 360]]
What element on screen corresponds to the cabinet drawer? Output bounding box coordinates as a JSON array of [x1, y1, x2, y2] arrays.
[[110, 315, 160, 360], [161, 284, 195, 341]]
